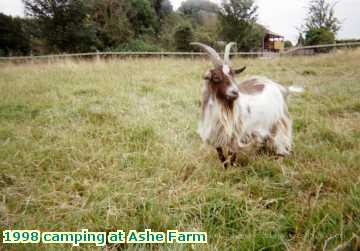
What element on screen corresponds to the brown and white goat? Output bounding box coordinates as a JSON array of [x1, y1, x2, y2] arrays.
[[192, 42, 303, 167]]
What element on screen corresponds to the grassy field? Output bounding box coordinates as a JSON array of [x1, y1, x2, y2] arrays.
[[0, 50, 360, 251]]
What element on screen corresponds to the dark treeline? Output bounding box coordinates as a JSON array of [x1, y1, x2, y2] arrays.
[[0, 0, 267, 56], [0, 0, 341, 56]]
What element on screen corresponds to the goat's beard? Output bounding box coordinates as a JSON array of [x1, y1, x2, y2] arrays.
[[218, 98, 240, 136], [218, 99, 252, 151], [219, 103, 236, 137]]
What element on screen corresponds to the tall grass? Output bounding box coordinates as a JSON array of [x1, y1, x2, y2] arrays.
[[0, 50, 359, 250]]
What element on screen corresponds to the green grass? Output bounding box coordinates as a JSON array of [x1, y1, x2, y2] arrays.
[[0, 50, 359, 250]]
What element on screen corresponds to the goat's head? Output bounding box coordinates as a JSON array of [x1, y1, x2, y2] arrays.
[[191, 42, 246, 103]]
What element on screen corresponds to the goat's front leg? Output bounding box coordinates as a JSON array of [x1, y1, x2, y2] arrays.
[[229, 151, 237, 166], [216, 147, 228, 168]]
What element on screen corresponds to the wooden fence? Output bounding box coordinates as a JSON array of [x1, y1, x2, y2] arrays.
[[0, 51, 268, 62], [283, 42, 360, 55], [1, 42, 360, 62]]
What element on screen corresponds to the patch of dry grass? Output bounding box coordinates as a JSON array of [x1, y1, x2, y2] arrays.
[[0, 49, 359, 250]]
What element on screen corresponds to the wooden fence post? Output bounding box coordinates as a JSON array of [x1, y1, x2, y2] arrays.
[[96, 50, 100, 62], [30, 51, 34, 65]]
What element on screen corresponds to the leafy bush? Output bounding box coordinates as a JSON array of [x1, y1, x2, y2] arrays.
[[0, 13, 31, 56], [193, 27, 219, 49], [174, 24, 193, 51], [113, 39, 163, 52], [284, 40, 293, 48], [130, 0, 158, 36], [305, 27, 335, 46], [305, 27, 335, 52]]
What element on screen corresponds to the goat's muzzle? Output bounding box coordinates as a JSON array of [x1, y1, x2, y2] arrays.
[[226, 90, 239, 101], [226, 85, 240, 101]]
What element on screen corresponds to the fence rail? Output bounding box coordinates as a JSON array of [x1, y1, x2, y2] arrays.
[[0, 51, 269, 61], [1, 42, 360, 62], [283, 42, 360, 55]]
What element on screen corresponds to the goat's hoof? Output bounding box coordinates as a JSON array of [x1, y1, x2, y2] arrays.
[[231, 162, 240, 168], [276, 153, 290, 159], [276, 150, 291, 158]]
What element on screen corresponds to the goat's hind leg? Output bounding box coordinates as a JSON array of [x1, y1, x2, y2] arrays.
[[228, 150, 237, 166], [273, 119, 293, 156], [216, 147, 228, 168]]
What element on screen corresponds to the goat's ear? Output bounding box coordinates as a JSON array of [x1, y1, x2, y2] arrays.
[[234, 66, 246, 75]]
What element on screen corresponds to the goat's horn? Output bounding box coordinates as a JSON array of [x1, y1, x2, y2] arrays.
[[224, 42, 236, 65], [191, 42, 223, 67]]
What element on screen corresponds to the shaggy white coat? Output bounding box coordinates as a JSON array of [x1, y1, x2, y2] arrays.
[[198, 76, 301, 155]]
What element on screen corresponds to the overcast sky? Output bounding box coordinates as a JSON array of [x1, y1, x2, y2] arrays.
[[1, 0, 359, 43]]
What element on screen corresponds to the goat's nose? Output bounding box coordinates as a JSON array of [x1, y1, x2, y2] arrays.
[[231, 90, 239, 97]]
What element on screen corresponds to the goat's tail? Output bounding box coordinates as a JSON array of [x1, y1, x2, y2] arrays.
[[288, 85, 304, 94]]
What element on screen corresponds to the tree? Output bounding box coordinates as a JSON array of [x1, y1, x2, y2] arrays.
[[90, 0, 171, 50], [303, 0, 340, 47], [22, 17, 46, 55], [297, 33, 305, 46], [179, 0, 219, 26], [305, 27, 335, 46], [218, 0, 264, 51], [193, 26, 219, 49], [305, 0, 341, 33], [23, 0, 98, 53], [178, 0, 220, 52], [174, 24, 193, 51], [0, 13, 31, 56], [284, 40, 293, 49], [157, 12, 183, 50], [90, 0, 134, 49], [128, 0, 158, 36], [151, 0, 173, 20]]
